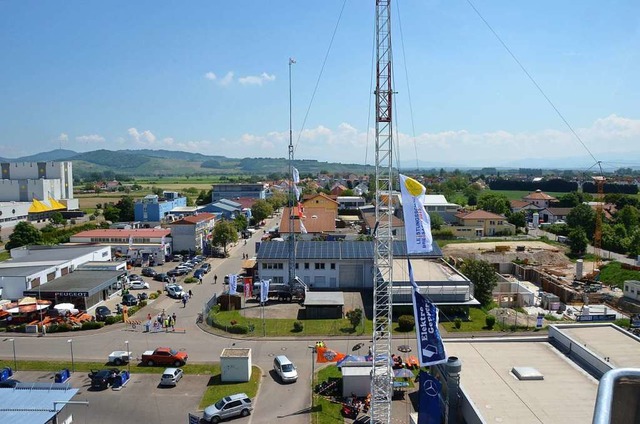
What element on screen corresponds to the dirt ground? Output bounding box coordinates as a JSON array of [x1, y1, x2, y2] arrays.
[[240, 292, 365, 319], [442, 240, 573, 271]]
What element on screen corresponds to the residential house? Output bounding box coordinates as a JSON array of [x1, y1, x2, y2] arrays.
[[422, 195, 462, 224], [623, 280, 640, 302], [70, 228, 171, 263], [453, 210, 516, 237], [539, 207, 573, 224], [166, 213, 215, 253], [330, 183, 348, 196], [337, 196, 366, 211], [278, 206, 336, 239], [302, 193, 339, 213], [353, 182, 370, 196], [522, 189, 558, 209]]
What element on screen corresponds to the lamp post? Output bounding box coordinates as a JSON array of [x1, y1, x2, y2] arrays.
[[307, 345, 316, 411], [67, 339, 74, 372], [125, 340, 130, 373], [3, 338, 17, 371]]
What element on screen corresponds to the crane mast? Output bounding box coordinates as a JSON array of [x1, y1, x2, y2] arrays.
[[370, 0, 394, 422]]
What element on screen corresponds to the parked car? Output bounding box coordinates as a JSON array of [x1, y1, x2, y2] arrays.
[[167, 268, 187, 277], [88, 368, 121, 390], [128, 274, 143, 282], [193, 269, 205, 280], [175, 266, 192, 275], [129, 280, 150, 290], [179, 262, 195, 269], [194, 255, 206, 261], [154, 272, 170, 282], [191, 256, 204, 264], [95, 306, 112, 321], [141, 267, 157, 277], [273, 355, 298, 383], [121, 294, 138, 306], [165, 284, 184, 299], [160, 367, 184, 386], [0, 379, 20, 388], [199, 263, 211, 273], [141, 347, 188, 367], [203, 393, 253, 423], [172, 254, 183, 262]]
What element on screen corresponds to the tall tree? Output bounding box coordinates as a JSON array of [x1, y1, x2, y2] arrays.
[[507, 211, 527, 231], [234, 214, 249, 232], [566, 203, 596, 239], [459, 259, 497, 307], [428, 212, 444, 231], [477, 192, 511, 215], [211, 220, 239, 255], [568, 227, 589, 255], [616, 205, 640, 232], [115, 196, 135, 222], [5, 221, 43, 250], [251, 200, 273, 223]]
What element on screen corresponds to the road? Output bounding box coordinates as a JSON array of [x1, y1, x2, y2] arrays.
[[2, 213, 410, 423]]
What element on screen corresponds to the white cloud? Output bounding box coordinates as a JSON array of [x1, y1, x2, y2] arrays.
[[219, 71, 234, 86], [238, 72, 276, 86], [75, 134, 105, 143], [57, 133, 68, 142], [204, 72, 217, 81], [128, 128, 157, 145]]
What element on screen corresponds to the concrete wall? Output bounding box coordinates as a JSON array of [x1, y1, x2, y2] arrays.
[[548, 324, 614, 379], [460, 385, 487, 424]]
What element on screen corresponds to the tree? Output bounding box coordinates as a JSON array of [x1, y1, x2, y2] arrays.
[[103, 204, 120, 222], [234, 214, 249, 232], [5, 221, 43, 250], [428, 212, 444, 231], [616, 205, 639, 232], [568, 227, 589, 255], [346, 308, 363, 331], [477, 192, 510, 215], [115, 196, 135, 222], [267, 191, 288, 210], [566, 203, 595, 239], [211, 220, 238, 255], [251, 200, 273, 223], [459, 259, 497, 307], [508, 211, 527, 231], [50, 211, 67, 226]]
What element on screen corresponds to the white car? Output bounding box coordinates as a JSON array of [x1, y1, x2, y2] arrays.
[[165, 284, 184, 299], [108, 351, 132, 365], [203, 393, 253, 423], [160, 367, 183, 387], [129, 280, 150, 290]]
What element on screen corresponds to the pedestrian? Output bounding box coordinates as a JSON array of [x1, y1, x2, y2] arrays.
[[189, 289, 193, 298], [214, 274, 218, 284], [164, 317, 169, 329], [172, 312, 177, 324], [157, 314, 162, 325], [147, 313, 152, 321], [182, 295, 187, 308], [170, 317, 175, 331]]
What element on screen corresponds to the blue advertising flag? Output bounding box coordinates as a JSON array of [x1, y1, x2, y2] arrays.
[[260, 279, 270, 303], [418, 371, 442, 424], [410, 259, 447, 366], [229, 274, 237, 295]]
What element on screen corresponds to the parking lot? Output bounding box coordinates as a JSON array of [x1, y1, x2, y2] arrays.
[[12, 370, 215, 424]]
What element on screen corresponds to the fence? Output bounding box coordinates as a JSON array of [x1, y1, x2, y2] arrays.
[[202, 293, 217, 324]]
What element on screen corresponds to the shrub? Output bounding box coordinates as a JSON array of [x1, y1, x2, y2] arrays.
[[227, 324, 249, 334], [81, 321, 104, 330], [184, 277, 198, 284], [454, 318, 462, 329], [149, 292, 158, 300], [105, 315, 123, 325], [397, 315, 415, 331], [49, 323, 72, 333], [485, 315, 496, 329], [293, 321, 304, 332], [138, 300, 147, 308]]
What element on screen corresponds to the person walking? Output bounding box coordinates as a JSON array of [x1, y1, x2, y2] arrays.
[[182, 294, 187, 308], [172, 312, 177, 324], [188, 289, 193, 298], [214, 274, 218, 284]]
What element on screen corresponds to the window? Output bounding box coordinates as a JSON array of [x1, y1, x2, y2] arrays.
[[295, 263, 298, 269], [489, 221, 496, 225], [315, 263, 325, 270], [304, 263, 309, 270], [330, 263, 335, 270]]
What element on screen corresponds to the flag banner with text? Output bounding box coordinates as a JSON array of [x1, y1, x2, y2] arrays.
[[293, 167, 300, 184], [409, 259, 447, 366], [244, 280, 253, 299], [418, 371, 442, 424], [399, 174, 433, 254], [316, 346, 347, 363], [260, 279, 270, 303], [229, 274, 238, 295]]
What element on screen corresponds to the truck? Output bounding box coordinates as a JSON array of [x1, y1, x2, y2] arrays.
[[253, 280, 305, 303], [141, 347, 188, 367], [108, 351, 133, 365]]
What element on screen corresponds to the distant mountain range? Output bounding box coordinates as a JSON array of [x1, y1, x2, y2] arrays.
[[0, 149, 377, 178]]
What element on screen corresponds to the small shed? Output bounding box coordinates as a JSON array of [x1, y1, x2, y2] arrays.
[[341, 362, 371, 397], [220, 348, 252, 382], [304, 291, 344, 319]]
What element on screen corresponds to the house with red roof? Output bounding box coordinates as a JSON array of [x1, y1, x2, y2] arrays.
[[522, 189, 558, 209], [453, 210, 516, 237], [166, 213, 215, 252]]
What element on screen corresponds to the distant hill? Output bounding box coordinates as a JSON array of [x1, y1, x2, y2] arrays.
[[0, 148, 375, 177]]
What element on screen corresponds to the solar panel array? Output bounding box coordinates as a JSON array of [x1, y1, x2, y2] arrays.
[[257, 240, 442, 260]]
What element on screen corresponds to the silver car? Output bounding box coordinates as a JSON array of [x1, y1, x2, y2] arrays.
[[203, 393, 252, 423], [159, 367, 183, 387]]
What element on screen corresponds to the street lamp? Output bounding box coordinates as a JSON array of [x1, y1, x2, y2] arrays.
[[125, 340, 130, 373], [67, 339, 74, 372], [3, 338, 17, 371]]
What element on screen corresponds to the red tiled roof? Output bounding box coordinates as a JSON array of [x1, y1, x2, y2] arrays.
[[456, 210, 508, 220], [73, 228, 171, 238], [510, 200, 531, 208], [279, 207, 336, 233], [171, 213, 215, 225], [523, 190, 557, 201]]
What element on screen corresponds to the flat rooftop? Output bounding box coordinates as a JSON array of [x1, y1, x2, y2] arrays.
[[558, 324, 640, 368], [392, 258, 468, 283], [449, 341, 598, 423]]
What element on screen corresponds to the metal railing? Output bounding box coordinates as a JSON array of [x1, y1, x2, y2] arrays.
[[593, 368, 640, 424]]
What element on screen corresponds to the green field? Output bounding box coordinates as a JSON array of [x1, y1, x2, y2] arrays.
[[599, 261, 640, 288], [486, 189, 568, 201]]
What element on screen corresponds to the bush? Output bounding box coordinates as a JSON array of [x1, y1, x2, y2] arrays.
[[397, 315, 415, 332], [81, 321, 104, 330], [48, 323, 72, 333], [485, 315, 496, 329], [454, 318, 462, 329], [105, 315, 123, 325], [293, 321, 304, 332], [149, 292, 158, 300], [227, 324, 249, 334], [184, 277, 198, 284], [138, 300, 147, 308]]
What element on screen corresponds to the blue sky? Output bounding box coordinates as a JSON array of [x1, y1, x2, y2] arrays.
[[1, 1, 639, 169]]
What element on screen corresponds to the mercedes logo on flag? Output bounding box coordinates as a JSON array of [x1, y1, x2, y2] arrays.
[[422, 344, 438, 358], [423, 379, 439, 397]]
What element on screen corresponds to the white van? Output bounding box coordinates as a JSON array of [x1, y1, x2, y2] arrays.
[[273, 355, 298, 383]]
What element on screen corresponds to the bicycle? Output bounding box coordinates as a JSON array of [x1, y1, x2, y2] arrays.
[[196, 312, 204, 324]]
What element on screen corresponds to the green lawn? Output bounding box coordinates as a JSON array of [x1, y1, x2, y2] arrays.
[[487, 189, 568, 201], [0, 359, 217, 375], [441, 307, 496, 332], [599, 261, 640, 288], [0, 250, 10, 261], [198, 365, 261, 409], [210, 309, 372, 337], [312, 365, 344, 424]]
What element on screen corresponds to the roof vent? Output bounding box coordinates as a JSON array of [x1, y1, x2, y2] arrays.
[[511, 367, 544, 381]]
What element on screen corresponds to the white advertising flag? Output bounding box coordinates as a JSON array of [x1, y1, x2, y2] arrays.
[[300, 220, 308, 234], [260, 279, 270, 303], [292, 167, 300, 184], [399, 174, 433, 254], [229, 274, 237, 295]]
